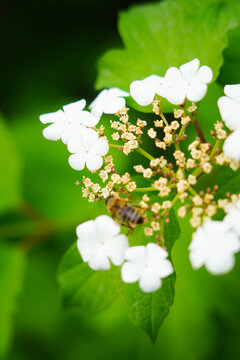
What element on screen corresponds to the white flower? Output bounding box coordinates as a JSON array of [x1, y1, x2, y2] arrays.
[[130, 75, 166, 106], [224, 200, 240, 236], [68, 128, 109, 171], [39, 99, 99, 144], [164, 58, 213, 105], [121, 243, 174, 293], [77, 215, 129, 270], [89, 88, 129, 117], [218, 85, 240, 131], [223, 128, 240, 161], [189, 221, 240, 275]]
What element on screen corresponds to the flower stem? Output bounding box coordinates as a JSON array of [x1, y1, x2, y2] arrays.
[[136, 146, 155, 161], [133, 187, 158, 192], [192, 115, 206, 143], [109, 143, 122, 149], [160, 112, 169, 127], [188, 186, 198, 197]]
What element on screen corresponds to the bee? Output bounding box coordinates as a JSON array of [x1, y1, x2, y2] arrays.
[[105, 196, 144, 227]]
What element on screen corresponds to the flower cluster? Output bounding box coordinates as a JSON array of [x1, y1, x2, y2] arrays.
[[40, 58, 240, 293]]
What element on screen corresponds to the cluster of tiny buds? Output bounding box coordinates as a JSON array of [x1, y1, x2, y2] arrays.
[[110, 107, 145, 155]]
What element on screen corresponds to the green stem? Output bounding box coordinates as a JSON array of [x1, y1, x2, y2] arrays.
[[136, 146, 155, 161], [133, 187, 158, 193], [188, 186, 198, 197], [109, 143, 122, 149], [160, 112, 169, 127]]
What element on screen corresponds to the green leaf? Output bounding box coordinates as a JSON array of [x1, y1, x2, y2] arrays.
[[96, 0, 236, 112], [57, 243, 119, 313], [119, 210, 181, 342], [0, 115, 22, 214], [0, 243, 25, 357]]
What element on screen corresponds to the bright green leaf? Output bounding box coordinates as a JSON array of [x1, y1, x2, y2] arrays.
[[57, 243, 119, 313], [0, 115, 22, 214], [96, 0, 236, 112], [0, 243, 25, 357]]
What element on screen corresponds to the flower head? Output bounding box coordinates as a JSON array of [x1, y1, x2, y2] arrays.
[[164, 58, 213, 105], [89, 88, 129, 117], [39, 99, 99, 144], [223, 128, 240, 161], [218, 85, 240, 131], [189, 221, 240, 275], [68, 128, 109, 171], [77, 215, 129, 270], [130, 75, 166, 106], [121, 243, 174, 293]]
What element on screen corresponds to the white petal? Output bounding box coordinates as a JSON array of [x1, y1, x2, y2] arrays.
[[61, 124, 86, 145], [68, 154, 86, 171], [146, 243, 168, 261], [95, 215, 120, 236], [205, 251, 235, 275], [180, 58, 200, 81], [224, 209, 240, 238], [139, 270, 162, 293], [77, 237, 97, 263], [121, 262, 142, 283], [103, 97, 126, 114], [83, 128, 99, 145], [39, 110, 65, 124], [194, 65, 213, 84], [186, 81, 207, 102], [164, 67, 185, 87], [130, 78, 155, 106], [224, 84, 240, 102], [76, 220, 96, 238], [124, 246, 146, 263], [63, 99, 86, 118], [42, 123, 64, 141], [166, 85, 186, 105], [107, 234, 129, 266], [67, 136, 86, 154], [223, 129, 240, 161], [88, 253, 111, 270], [189, 247, 207, 269], [78, 111, 100, 127], [108, 88, 129, 98], [152, 259, 174, 278], [218, 97, 240, 131], [85, 154, 103, 171], [89, 90, 108, 117], [90, 137, 109, 156]]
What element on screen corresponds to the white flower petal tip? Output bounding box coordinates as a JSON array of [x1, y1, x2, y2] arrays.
[[89, 88, 129, 117], [223, 128, 240, 162], [224, 200, 240, 236], [130, 75, 166, 106], [39, 99, 100, 144], [189, 220, 240, 275], [67, 128, 109, 171], [121, 243, 174, 293], [76, 215, 129, 270], [218, 84, 240, 131], [164, 58, 213, 105]]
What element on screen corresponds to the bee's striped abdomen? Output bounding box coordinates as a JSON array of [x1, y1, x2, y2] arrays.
[[119, 205, 143, 225]]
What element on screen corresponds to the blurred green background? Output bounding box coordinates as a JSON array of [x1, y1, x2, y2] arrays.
[[1, 0, 240, 359]]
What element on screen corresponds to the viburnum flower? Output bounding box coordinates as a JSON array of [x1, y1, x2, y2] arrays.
[[130, 75, 166, 106], [89, 88, 129, 117], [67, 128, 109, 171], [224, 200, 240, 236], [164, 58, 213, 105], [223, 128, 240, 161], [77, 215, 129, 270], [39, 99, 99, 144], [121, 243, 174, 293], [189, 221, 240, 275], [218, 85, 240, 131]]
